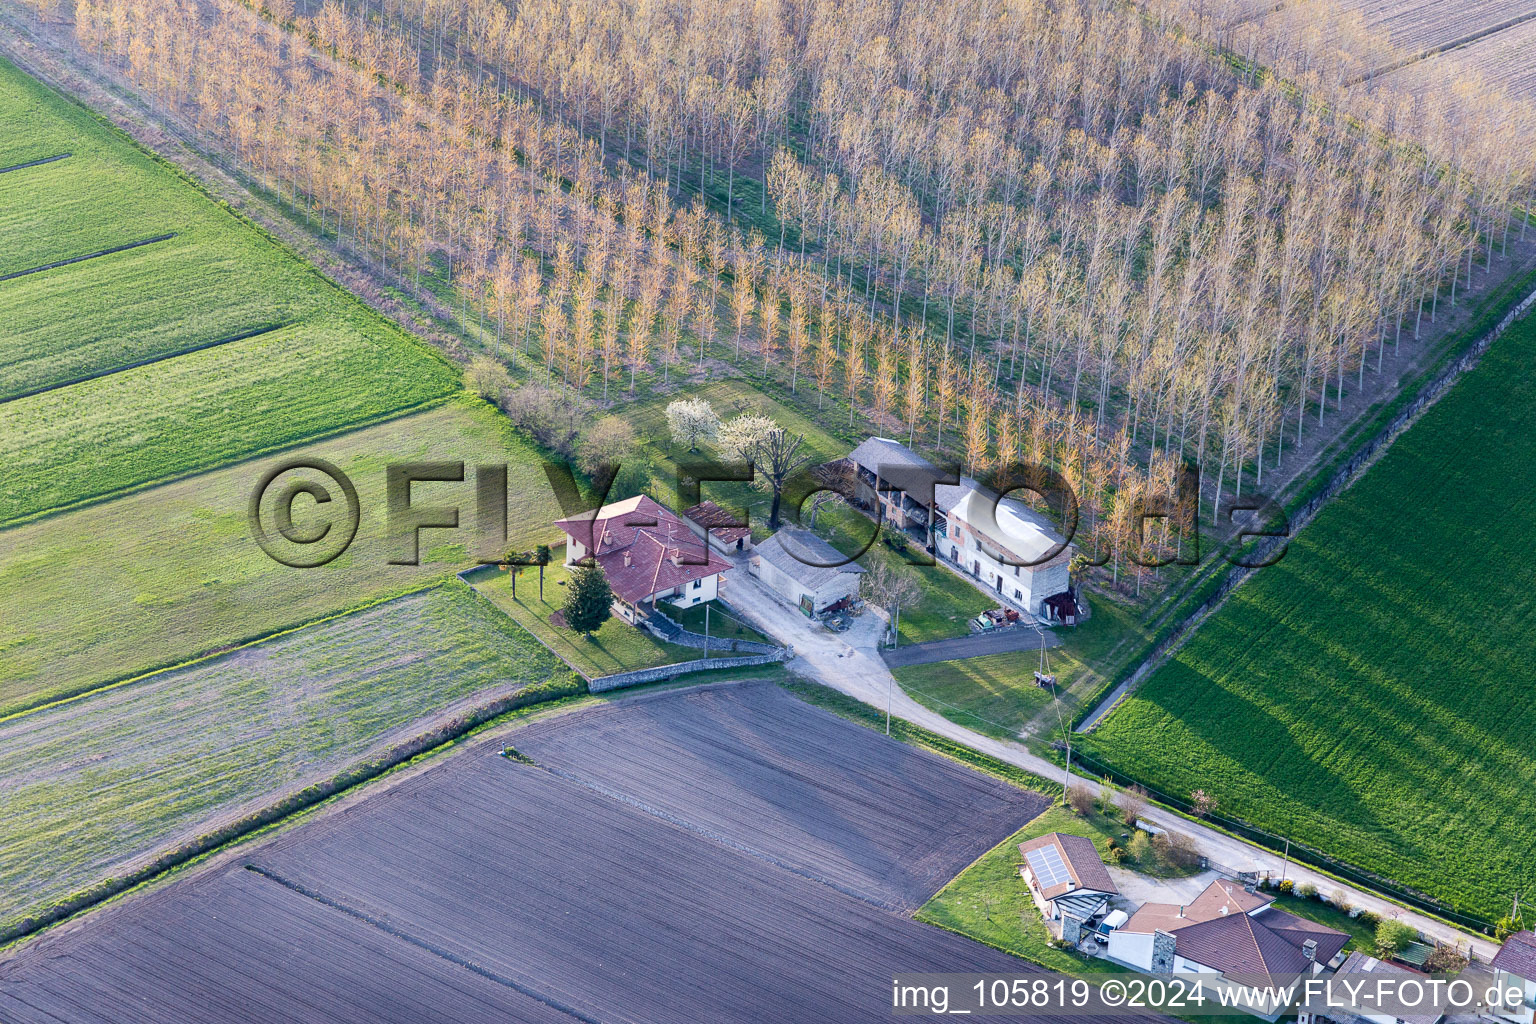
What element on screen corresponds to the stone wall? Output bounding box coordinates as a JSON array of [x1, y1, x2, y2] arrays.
[[588, 650, 788, 693]]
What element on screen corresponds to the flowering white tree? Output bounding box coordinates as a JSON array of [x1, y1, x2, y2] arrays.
[[717, 414, 813, 527], [665, 397, 721, 451]]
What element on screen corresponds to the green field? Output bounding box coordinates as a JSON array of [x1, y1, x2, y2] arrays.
[[0, 55, 457, 520], [0, 583, 571, 934], [471, 550, 710, 679], [672, 603, 773, 647], [0, 401, 563, 716], [0, 56, 366, 398], [1085, 313, 1536, 924], [0, 317, 456, 523], [896, 596, 1153, 742]]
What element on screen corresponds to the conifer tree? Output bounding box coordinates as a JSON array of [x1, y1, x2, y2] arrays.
[[563, 564, 613, 636]]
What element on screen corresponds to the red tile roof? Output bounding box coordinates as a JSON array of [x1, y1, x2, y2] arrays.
[[683, 500, 751, 544], [1494, 932, 1536, 980], [1186, 878, 1274, 919], [554, 494, 672, 553], [1122, 880, 1347, 980], [556, 495, 732, 606]]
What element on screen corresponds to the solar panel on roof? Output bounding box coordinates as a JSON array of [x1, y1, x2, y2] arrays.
[[1026, 844, 1072, 889]]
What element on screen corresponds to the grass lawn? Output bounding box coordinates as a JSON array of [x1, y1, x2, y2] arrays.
[[617, 377, 851, 520], [0, 583, 572, 935], [918, 803, 1197, 973], [672, 603, 773, 647], [888, 588, 1150, 743], [1085, 312, 1536, 924], [471, 548, 707, 679], [813, 502, 994, 643], [0, 400, 562, 716], [1266, 891, 1377, 953], [895, 652, 1056, 740]]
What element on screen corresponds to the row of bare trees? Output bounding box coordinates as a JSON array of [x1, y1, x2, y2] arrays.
[[255, 0, 1528, 497], [59, 0, 1530, 582]]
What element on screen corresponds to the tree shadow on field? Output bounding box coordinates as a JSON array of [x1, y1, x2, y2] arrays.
[[1120, 648, 1385, 852]]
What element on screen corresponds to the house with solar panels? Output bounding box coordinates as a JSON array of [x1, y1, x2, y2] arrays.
[[1018, 832, 1119, 942]]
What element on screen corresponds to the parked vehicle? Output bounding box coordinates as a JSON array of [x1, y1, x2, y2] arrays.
[[1094, 910, 1129, 938]]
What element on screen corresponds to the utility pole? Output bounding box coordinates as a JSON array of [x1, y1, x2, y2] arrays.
[[1049, 684, 1071, 800], [704, 603, 711, 656], [1279, 838, 1291, 885], [886, 675, 893, 736]]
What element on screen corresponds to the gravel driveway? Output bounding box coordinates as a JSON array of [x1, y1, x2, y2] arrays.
[[717, 556, 1499, 962]]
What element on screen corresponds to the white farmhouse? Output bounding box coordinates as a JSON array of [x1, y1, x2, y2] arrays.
[[843, 436, 1078, 621], [750, 527, 865, 617], [1493, 932, 1536, 1024], [933, 478, 1075, 620]]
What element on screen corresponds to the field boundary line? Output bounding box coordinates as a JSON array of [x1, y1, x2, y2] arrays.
[[0, 392, 456, 532], [242, 865, 599, 1024], [0, 671, 585, 949], [1353, 10, 1536, 85], [0, 582, 444, 725], [0, 321, 293, 404], [0, 151, 69, 174], [454, 565, 594, 682], [0, 232, 176, 282]]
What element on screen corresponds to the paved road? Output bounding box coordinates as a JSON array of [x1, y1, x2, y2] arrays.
[[720, 564, 1499, 963], [881, 625, 1060, 668]]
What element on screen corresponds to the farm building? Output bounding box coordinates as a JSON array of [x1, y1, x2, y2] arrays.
[[554, 495, 733, 624], [846, 436, 950, 531], [1107, 879, 1348, 1007], [1492, 932, 1536, 1024], [1299, 951, 1444, 1024], [749, 527, 865, 617], [1018, 833, 1118, 943], [843, 436, 1076, 620], [934, 478, 1075, 619], [683, 500, 753, 555]]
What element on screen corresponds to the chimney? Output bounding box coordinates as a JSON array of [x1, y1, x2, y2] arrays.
[[1302, 939, 1317, 962], [1151, 930, 1177, 974], [1177, 906, 1185, 919], [623, 550, 632, 567]]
